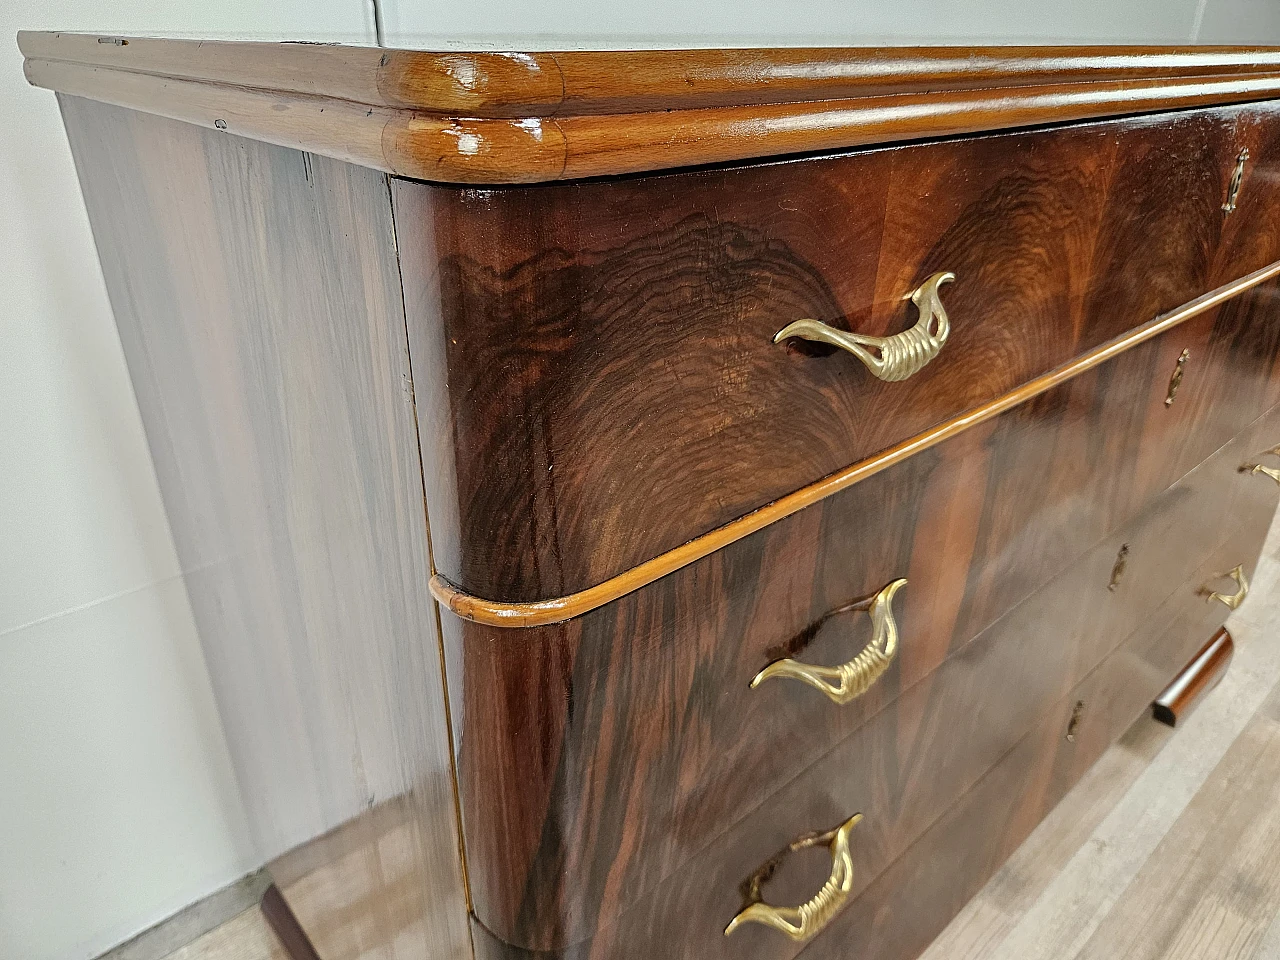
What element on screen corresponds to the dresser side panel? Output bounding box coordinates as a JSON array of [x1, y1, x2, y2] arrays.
[[57, 95, 470, 960]]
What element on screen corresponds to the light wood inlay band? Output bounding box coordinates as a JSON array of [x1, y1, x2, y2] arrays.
[[430, 259, 1280, 626]]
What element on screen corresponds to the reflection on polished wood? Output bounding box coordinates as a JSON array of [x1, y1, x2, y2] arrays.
[[145, 532, 1280, 960], [465, 515, 1276, 959]]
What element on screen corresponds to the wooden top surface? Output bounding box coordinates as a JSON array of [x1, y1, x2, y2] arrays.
[[21, 32, 1280, 183]]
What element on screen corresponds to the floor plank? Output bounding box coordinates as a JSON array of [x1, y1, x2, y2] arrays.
[[1073, 680, 1280, 960], [160, 909, 285, 960]]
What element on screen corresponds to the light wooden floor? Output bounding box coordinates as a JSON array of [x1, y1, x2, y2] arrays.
[[159, 517, 1280, 960]]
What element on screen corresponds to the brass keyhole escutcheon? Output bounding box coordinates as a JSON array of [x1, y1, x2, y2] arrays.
[[1166, 349, 1190, 406], [1066, 700, 1086, 742], [1223, 147, 1250, 214], [1109, 543, 1129, 592]]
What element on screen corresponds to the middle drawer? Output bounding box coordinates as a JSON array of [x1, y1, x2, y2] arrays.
[[442, 288, 1280, 950]]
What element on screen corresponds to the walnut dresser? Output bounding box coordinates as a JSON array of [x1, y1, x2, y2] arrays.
[[23, 33, 1280, 960]]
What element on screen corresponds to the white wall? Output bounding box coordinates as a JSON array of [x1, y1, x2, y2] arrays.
[[0, 5, 374, 960], [382, 0, 1280, 49], [4, 3, 1280, 960]]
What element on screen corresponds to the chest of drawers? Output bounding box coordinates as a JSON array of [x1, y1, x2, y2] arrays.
[[23, 33, 1280, 960]]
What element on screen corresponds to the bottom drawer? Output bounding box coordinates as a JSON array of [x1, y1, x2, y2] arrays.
[[469, 404, 1280, 960]]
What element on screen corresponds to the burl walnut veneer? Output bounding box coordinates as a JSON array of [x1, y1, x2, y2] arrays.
[[22, 32, 1280, 960]]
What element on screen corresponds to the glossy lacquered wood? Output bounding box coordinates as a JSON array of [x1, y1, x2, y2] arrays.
[[1152, 627, 1235, 727], [447, 281, 1280, 949], [23, 35, 1280, 117], [428, 262, 1280, 628], [20, 34, 1280, 183], [398, 102, 1280, 607], [55, 98, 470, 960], [464, 458, 1277, 960]]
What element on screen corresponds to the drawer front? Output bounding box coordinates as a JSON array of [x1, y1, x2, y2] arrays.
[[447, 301, 1280, 950], [467, 485, 1275, 960], [405, 101, 1280, 602]]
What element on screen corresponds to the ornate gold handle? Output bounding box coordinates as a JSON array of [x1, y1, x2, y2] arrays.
[[1241, 445, 1280, 484], [1204, 565, 1249, 609], [774, 272, 955, 382], [724, 814, 862, 941], [751, 579, 906, 704]]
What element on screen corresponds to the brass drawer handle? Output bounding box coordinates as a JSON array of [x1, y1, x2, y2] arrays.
[[1241, 445, 1280, 484], [774, 272, 955, 382], [724, 814, 862, 942], [1204, 565, 1249, 609], [751, 579, 906, 704]]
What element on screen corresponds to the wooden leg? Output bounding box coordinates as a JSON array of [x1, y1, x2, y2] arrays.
[[1152, 627, 1234, 727], [260, 884, 323, 960]]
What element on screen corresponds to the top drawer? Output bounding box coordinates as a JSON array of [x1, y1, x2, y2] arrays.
[[399, 101, 1280, 602]]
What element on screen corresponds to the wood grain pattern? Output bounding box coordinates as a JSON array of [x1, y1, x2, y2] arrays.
[[398, 102, 1280, 607], [464, 498, 1276, 960], [446, 288, 1280, 951], [427, 261, 1280, 627], [56, 97, 470, 960], [20, 34, 1280, 182], [15, 32, 564, 115], [1152, 628, 1235, 727]]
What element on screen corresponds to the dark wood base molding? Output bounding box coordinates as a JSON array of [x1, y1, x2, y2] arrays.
[[1153, 627, 1235, 727], [260, 885, 323, 960]]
